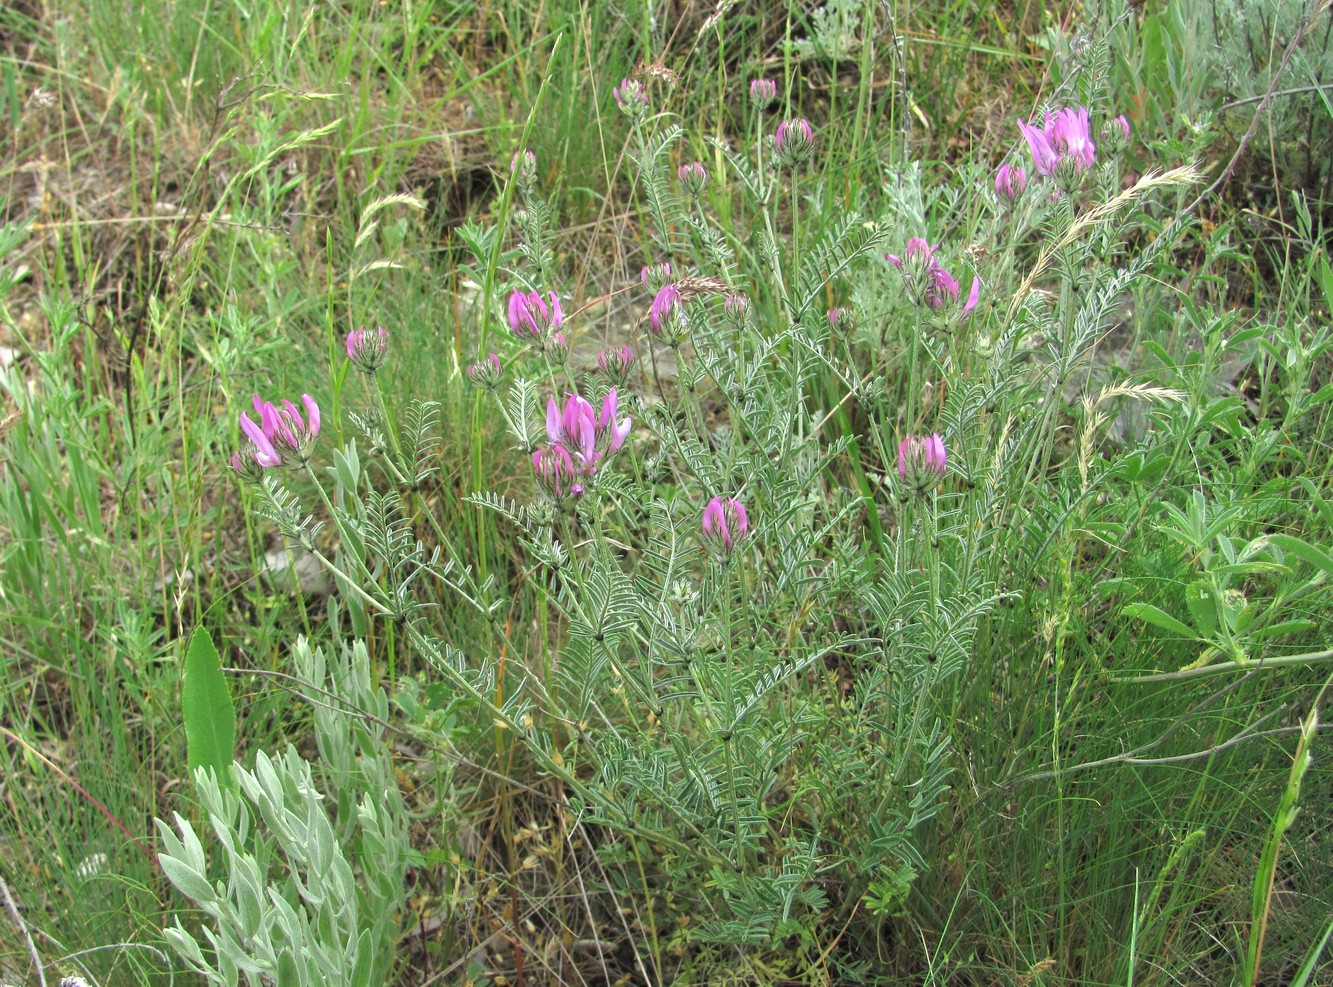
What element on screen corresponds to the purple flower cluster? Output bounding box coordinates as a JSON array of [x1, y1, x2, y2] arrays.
[[531, 390, 632, 501], [1017, 106, 1096, 178], [701, 496, 749, 558], [887, 238, 980, 316], [232, 393, 322, 479], [508, 289, 567, 356]]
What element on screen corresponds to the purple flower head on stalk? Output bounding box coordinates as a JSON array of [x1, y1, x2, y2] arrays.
[[700, 496, 750, 558], [508, 290, 563, 342], [678, 161, 708, 196], [749, 78, 777, 110], [1114, 114, 1131, 139], [612, 77, 649, 120], [995, 163, 1027, 201], [532, 444, 581, 501], [649, 283, 686, 341], [773, 117, 815, 166], [640, 262, 672, 291], [247, 393, 320, 467], [345, 325, 389, 374], [596, 344, 636, 388], [1018, 106, 1096, 179], [466, 352, 504, 390], [897, 433, 948, 495]]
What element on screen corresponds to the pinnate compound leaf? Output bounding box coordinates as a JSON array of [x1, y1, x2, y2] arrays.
[[183, 626, 236, 788]]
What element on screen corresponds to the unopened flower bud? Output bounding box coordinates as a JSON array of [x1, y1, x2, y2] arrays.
[[994, 163, 1027, 202], [722, 293, 751, 328], [749, 78, 777, 111], [678, 161, 707, 196], [897, 433, 947, 495], [596, 344, 635, 388], [466, 352, 504, 390], [640, 262, 672, 291], [345, 326, 389, 374], [773, 118, 815, 167], [827, 307, 856, 336]]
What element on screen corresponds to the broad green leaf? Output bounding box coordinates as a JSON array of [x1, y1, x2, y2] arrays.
[[1122, 603, 1197, 640], [1184, 581, 1217, 639], [183, 627, 235, 788], [1266, 534, 1333, 580]]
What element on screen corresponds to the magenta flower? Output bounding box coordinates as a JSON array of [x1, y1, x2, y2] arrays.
[[897, 433, 947, 494], [244, 393, 321, 467], [749, 78, 777, 109], [345, 325, 388, 373], [995, 163, 1027, 201], [1018, 106, 1096, 178], [508, 290, 563, 342], [1114, 114, 1130, 139], [649, 283, 684, 338], [540, 389, 631, 485], [466, 352, 504, 390], [597, 388, 632, 455], [701, 496, 750, 557], [547, 393, 597, 467]]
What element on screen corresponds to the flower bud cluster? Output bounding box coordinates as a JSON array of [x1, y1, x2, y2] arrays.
[[596, 345, 635, 389], [678, 161, 708, 197], [612, 77, 649, 121], [749, 78, 777, 111]]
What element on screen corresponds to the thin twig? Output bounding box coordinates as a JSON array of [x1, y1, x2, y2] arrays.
[[1, 874, 48, 987]]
